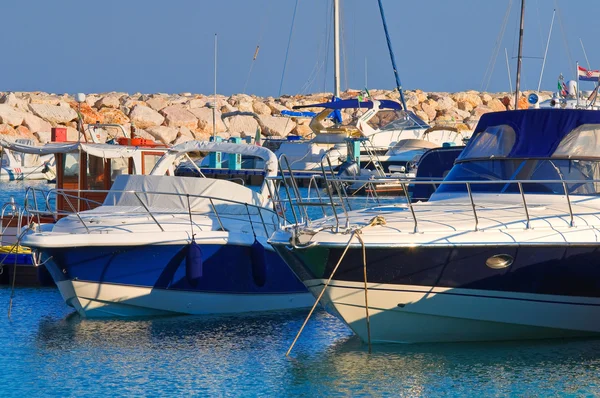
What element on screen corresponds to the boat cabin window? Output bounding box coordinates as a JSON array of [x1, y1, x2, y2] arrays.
[[552, 124, 600, 157], [87, 154, 107, 190], [377, 110, 427, 131], [63, 153, 80, 181], [110, 158, 130, 183], [439, 158, 600, 196], [458, 125, 515, 160], [140, 152, 164, 175]]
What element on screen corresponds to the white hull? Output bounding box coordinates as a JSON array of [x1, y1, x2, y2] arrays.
[[308, 280, 600, 343], [57, 280, 314, 318], [0, 169, 51, 181]]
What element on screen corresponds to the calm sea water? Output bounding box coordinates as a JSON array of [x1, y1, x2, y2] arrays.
[[1, 181, 600, 396]]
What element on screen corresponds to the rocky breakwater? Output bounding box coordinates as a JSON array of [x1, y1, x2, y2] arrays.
[[0, 90, 552, 145]]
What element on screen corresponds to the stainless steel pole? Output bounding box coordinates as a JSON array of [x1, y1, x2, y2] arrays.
[[333, 0, 341, 97], [514, 0, 525, 109]]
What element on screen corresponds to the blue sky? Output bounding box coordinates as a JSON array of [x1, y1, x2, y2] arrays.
[[0, 0, 597, 96]]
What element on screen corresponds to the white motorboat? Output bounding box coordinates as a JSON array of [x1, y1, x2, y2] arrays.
[[274, 98, 429, 171], [21, 141, 313, 317], [0, 139, 55, 181], [270, 108, 600, 343]]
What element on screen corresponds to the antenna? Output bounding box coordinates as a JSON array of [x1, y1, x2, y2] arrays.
[[537, 9, 555, 92], [376, 0, 407, 110], [514, 0, 525, 109], [505, 48, 513, 93], [580, 38, 591, 70], [364, 57, 368, 88], [213, 33, 217, 139], [333, 0, 341, 97]]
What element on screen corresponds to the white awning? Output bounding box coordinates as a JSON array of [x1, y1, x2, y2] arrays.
[[0, 139, 167, 159], [153, 140, 278, 177]]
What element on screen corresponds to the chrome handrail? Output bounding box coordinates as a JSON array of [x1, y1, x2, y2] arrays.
[[21, 186, 281, 237], [264, 175, 600, 234]]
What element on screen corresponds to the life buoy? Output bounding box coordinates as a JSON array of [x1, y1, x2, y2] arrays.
[[117, 137, 158, 147]]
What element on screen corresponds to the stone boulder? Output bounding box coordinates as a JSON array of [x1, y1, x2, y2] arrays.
[[420, 101, 437, 121], [22, 113, 52, 134], [186, 98, 205, 109], [129, 105, 164, 129], [414, 110, 430, 124], [1, 93, 29, 111], [436, 96, 456, 111], [266, 101, 289, 115], [146, 97, 168, 111], [99, 108, 130, 125], [34, 131, 52, 143], [131, 128, 156, 141], [488, 98, 507, 112], [252, 101, 272, 116], [145, 126, 179, 144], [160, 105, 198, 130], [258, 115, 296, 137], [292, 123, 313, 137], [95, 95, 121, 109], [189, 107, 227, 135], [29, 103, 78, 125], [0, 123, 17, 137], [68, 102, 104, 124], [457, 101, 474, 112], [471, 105, 493, 119], [28, 94, 61, 105], [16, 125, 35, 140], [414, 90, 427, 103], [0, 105, 26, 126], [177, 126, 195, 140], [453, 91, 483, 108], [480, 93, 493, 105], [404, 91, 419, 107], [224, 115, 258, 135]]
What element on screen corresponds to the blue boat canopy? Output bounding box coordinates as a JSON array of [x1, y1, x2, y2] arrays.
[[293, 98, 402, 111], [471, 109, 600, 158], [280, 110, 317, 118]]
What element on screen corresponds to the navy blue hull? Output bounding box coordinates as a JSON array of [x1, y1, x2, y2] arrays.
[[41, 243, 307, 294], [273, 244, 600, 298]]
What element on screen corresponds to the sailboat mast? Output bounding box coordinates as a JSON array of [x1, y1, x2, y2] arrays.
[[376, 0, 407, 110], [514, 0, 525, 109], [333, 0, 341, 97]]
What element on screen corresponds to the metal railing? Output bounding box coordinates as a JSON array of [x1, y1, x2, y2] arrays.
[[21, 187, 282, 238], [266, 170, 600, 234]]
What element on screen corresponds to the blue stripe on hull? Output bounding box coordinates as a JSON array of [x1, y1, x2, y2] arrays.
[[273, 244, 600, 298], [41, 244, 307, 294]]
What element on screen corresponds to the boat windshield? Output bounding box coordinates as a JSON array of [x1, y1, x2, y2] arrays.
[[438, 123, 600, 195], [373, 110, 428, 131]]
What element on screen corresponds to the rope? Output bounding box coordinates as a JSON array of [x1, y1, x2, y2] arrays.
[[186, 194, 195, 241], [481, 0, 513, 91], [278, 0, 301, 96], [286, 215, 386, 356], [368, 215, 386, 227], [555, 1, 575, 79], [286, 230, 356, 357], [7, 225, 33, 318], [355, 231, 371, 353], [242, 0, 273, 93]]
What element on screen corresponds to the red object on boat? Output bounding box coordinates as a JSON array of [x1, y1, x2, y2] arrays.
[[117, 137, 158, 147], [51, 127, 67, 142]]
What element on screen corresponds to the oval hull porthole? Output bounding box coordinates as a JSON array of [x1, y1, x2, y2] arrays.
[[486, 254, 514, 269]]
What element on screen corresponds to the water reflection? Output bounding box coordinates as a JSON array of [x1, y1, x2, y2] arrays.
[[33, 306, 600, 396]]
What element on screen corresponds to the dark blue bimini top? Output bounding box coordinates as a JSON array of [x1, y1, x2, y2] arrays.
[[293, 98, 402, 111], [474, 109, 600, 157]]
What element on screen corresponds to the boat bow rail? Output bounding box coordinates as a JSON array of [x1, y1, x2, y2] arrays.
[[267, 163, 600, 239], [22, 185, 282, 239]]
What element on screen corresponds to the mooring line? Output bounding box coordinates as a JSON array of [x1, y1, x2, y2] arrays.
[[285, 230, 356, 357]]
